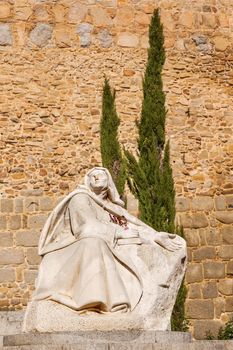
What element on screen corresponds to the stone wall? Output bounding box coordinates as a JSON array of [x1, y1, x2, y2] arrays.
[[0, 0, 232, 340]]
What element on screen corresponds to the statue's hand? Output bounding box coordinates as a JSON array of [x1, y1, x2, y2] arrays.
[[141, 228, 183, 252], [153, 232, 183, 252]]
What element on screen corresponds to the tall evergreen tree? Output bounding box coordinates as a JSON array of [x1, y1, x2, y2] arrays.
[[125, 9, 187, 330], [100, 77, 125, 195]]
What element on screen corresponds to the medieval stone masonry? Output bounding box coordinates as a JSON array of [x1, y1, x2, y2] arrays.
[[0, 0, 232, 340]]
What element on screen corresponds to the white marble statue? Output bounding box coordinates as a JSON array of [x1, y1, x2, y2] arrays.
[[23, 167, 187, 332]]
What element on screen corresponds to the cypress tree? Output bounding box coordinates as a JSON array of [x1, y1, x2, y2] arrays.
[[125, 9, 187, 330], [100, 77, 125, 195]]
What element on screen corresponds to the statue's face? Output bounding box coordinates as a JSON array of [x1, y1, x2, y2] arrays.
[[89, 170, 108, 192]]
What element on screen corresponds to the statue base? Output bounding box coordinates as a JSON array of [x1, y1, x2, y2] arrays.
[[23, 300, 173, 333]]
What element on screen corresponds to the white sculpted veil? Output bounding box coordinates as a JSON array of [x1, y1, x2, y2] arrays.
[[84, 167, 125, 208]]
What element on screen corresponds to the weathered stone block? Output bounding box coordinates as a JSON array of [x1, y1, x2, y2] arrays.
[[30, 23, 53, 47], [26, 248, 41, 265], [215, 212, 233, 224], [188, 283, 201, 299], [0, 216, 7, 230], [114, 6, 134, 26], [68, 3, 87, 23], [218, 280, 233, 296], [90, 6, 112, 26], [221, 225, 233, 244], [0, 2, 11, 19], [14, 198, 24, 213], [15, 230, 40, 247], [203, 262, 225, 279], [0, 248, 24, 265], [191, 213, 209, 228], [192, 196, 213, 211], [9, 215, 21, 230], [0, 23, 12, 46], [39, 197, 54, 212], [186, 263, 203, 283], [193, 247, 215, 261], [76, 23, 93, 47], [179, 213, 208, 228], [215, 195, 226, 210], [186, 300, 214, 319], [179, 11, 193, 28], [0, 267, 15, 282], [24, 269, 38, 284], [175, 197, 190, 212], [227, 261, 233, 275], [193, 319, 223, 340], [0, 232, 13, 247], [219, 245, 233, 259], [213, 36, 229, 51], [205, 228, 222, 246], [225, 297, 233, 311], [226, 195, 233, 209], [25, 198, 39, 212], [28, 214, 47, 229], [1, 198, 13, 213], [118, 33, 139, 48], [98, 29, 112, 48], [202, 281, 218, 299], [184, 229, 199, 247]]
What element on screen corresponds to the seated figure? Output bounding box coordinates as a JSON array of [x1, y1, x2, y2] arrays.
[[23, 167, 186, 332]]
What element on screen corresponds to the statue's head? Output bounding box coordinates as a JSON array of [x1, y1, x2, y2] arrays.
[[84, 167, 124, 207]]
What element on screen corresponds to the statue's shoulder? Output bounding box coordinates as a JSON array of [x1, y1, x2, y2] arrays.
[[68, 189, 92, 205]]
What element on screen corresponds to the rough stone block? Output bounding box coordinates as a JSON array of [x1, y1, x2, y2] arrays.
[[192, 197, 213, 211], [14, 198, 24, 213], [218, 280, 233, 296], [76, 23, 93, 47], [215, 195, 226, 211], [191, 213, 209, 228], [203, 262, 225, 279], [28, 214, 47, 229], [1, 198, 13, 213], [0, 216, 6, 230], [219, 246, 233, 259], [184, 229, 199, 247], [187, 284, 201, 299], [29, 23, 53, 47], [193, 320, 223, 340], [213, 36, 229, 51], [118, 33, 139, 48], [193, 247, 215, 261], [114, 6, 134, 27], [0, 23, 12, 46], [225, 297, 233, 311], [227, 261, 233, 275], [215, 212, 233, 224], [206, 228, 222, 246], [24, 269, 38, 284], [25, 198, 39, 212], [214, 297, 226, 318], [186, 300, 214, 319], [175, 198, 190, 212], [186, 263, 203, 283], [90, 6, 112, 26], [26, 248, 41, 265], [0, 248, 24, 265], [98, 29, 112, 48], [68, 3, 87, 23], [226, 195, 233, 209], [179, 213, 208, 228], [39, 197, 54, 212], [202, 281, 218, 299], [0, 2, 11, 19], [221, 225, 233, 244], [0, 268, 15, 282], [15, 230, 40, 247], [0, 232, 13, 247], [9, 215, 21, 230]]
